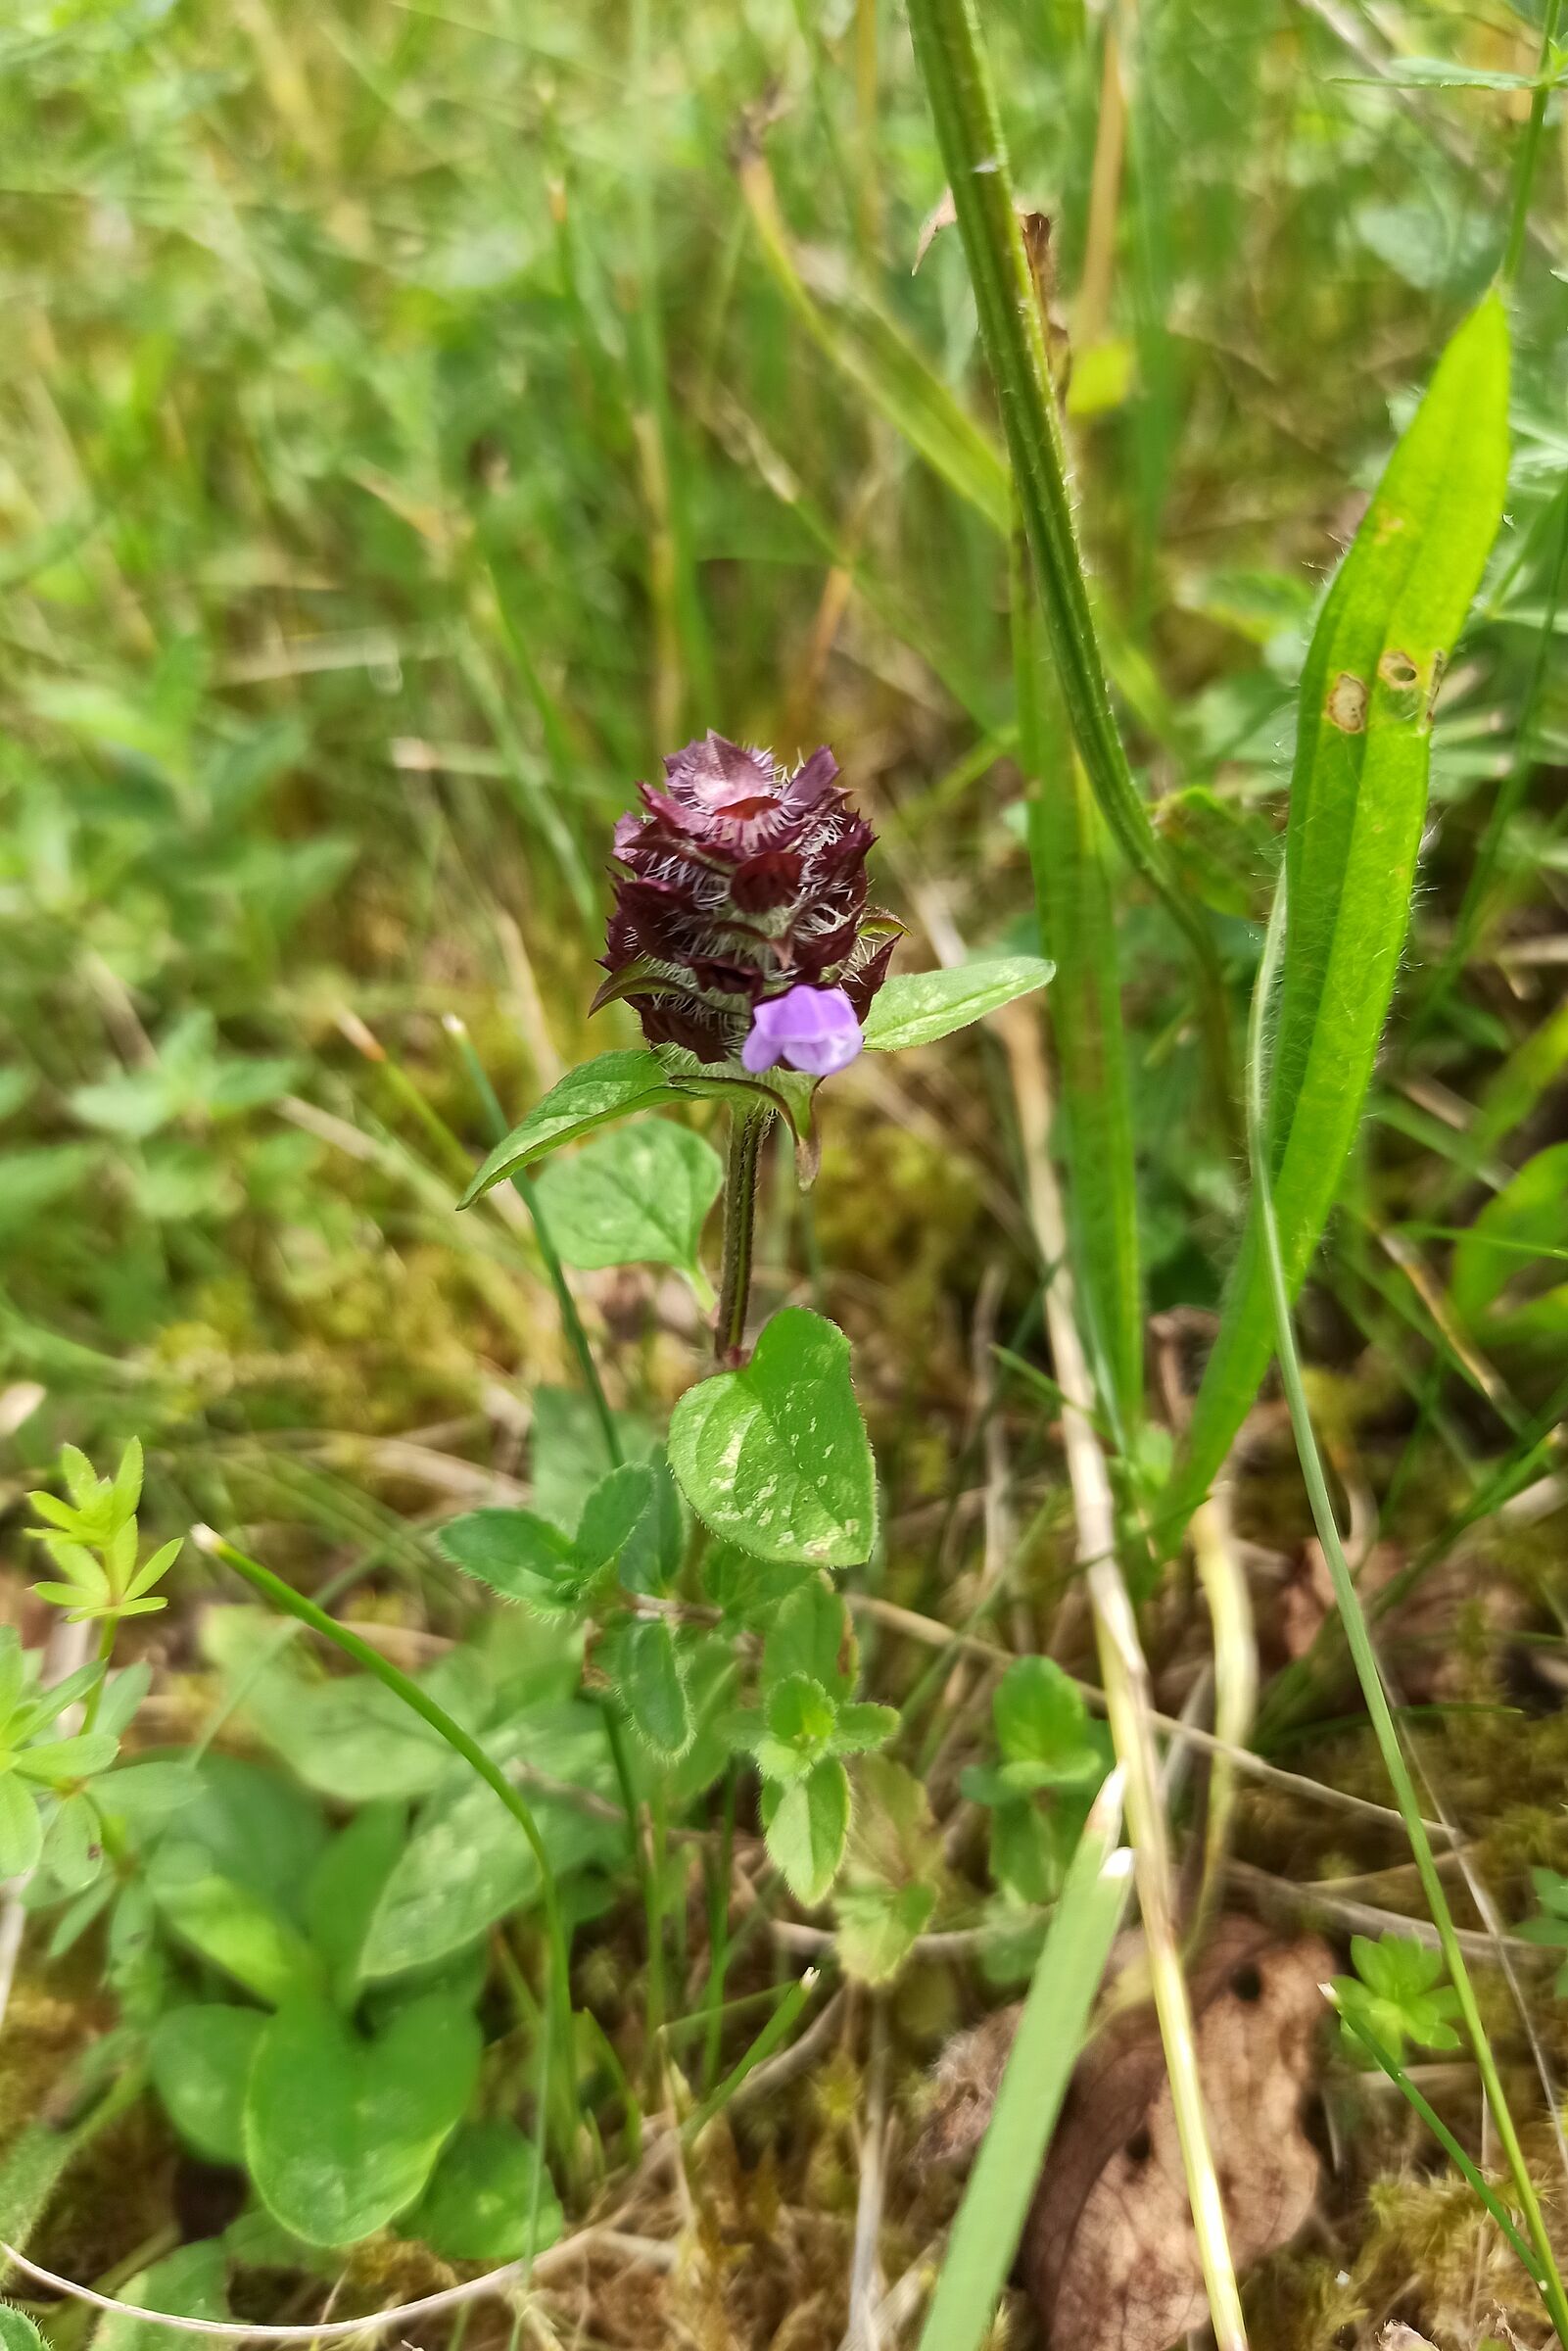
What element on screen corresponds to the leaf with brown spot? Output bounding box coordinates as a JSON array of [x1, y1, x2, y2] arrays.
[[1021, 1917, 1333, 2351]]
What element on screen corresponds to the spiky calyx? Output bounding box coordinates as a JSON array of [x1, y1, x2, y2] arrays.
[[598, 733, 896, 1066]]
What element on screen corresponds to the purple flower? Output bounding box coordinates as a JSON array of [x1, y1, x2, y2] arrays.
[[596, 733, 897, 1066], [741, 984, 864, 1079]]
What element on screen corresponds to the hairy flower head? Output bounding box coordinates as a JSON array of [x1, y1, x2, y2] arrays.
[[598, 733, 896, 1068]]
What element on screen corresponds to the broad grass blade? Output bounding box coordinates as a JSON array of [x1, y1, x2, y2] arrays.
[[1169, 293, 1511, 1532], [916, 1772, 1129, 2351]]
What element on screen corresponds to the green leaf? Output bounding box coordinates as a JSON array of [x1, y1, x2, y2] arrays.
[[1451, 1141, 1568, 1333], [0, 1776, 41, 1879], [574, 1463, 657, 1576], [439, 1508, 584, 1610], [669, 1308, 877, 1568], [835, 1756, 944, 1984], [1169, 294, 1511, 1535], [764, 1756, 850, 1905], [0, 2309, 46, 2351], [992, 1657, 1101, 1787], [409, 2119, 563, 2261], [245, 1990, 480, 2246], [616, 1448, 686, 1598], [13, 1731, 119, 1785], [93, 2240, 229, 2351], [614, 1618, 692, 1759], [305, 1803, 406, 2001], [148, 1842, 321, 2006], [763, 1578, 854, 1701], [835, 1882, 936, 1985], [533, 1118, 722, 1278], [458, 1051, 679, 1206], [830, 1702, 899, 1757], [529, 1385, 655, 1533], [860, 957, 1054, 1053], [204, 1616, 493, 1806], [150, 2005, 266, 2165], [358, 1705, 624, 1979], [44, 1792, 103, 1892]]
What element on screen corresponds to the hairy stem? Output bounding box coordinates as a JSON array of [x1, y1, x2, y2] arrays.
[[716, 1102, 774, 1364]]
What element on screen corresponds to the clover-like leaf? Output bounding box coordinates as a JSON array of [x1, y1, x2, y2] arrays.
[[764, 1756, 850, 1906]]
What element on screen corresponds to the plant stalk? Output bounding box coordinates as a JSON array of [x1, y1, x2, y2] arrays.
[[902, 0, 1236, 1133], [1000, 1008, 1249, 2351], [715, 1103, 774, 1364], [1502, 0, 1564, 286]]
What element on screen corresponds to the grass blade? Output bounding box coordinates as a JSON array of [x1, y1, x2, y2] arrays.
[[1015, 542, 1142, 1434], [916, 1772, 1130, 2351], [1242, 885, 1568, 2346], [902, 0, 1236, 1124], [1167, 292, 1511, 1535]]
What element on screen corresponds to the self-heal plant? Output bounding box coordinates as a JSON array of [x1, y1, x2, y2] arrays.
[[452, 735, 1054, 1911]]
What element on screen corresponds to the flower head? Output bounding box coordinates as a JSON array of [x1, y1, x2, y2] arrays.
[[598, 733, 895, 1067]]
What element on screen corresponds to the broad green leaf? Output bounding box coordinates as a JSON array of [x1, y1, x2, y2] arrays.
[[150, 2005, 265, 2165], [165, 1753, 328, 1918], [43, 1793, 102, 1892], [93, 2239, 229, 2351], [669, 1308, 877, 1568], [358, 1705, 624, 1978], [246, 1990, 479, 2246], [458, 1051, 678, 1206], [835, 1757, 943, 1985], [529, 1385, 654, 1532], [830, 1702, 899, 1756], [148, 1842, 320, 2006], [409, 2120, 563, 2262], [204, 1615, 494, 1805], [533, 1118, 721, 1279], [861, 957, 1054, 1053], [613, 1618, 692, 1759], [0, 2310, 45, 2351], [305, 1803, 405, 2000], [1170, 294, 1510, 1535], [764, 1756, 850, 1906]]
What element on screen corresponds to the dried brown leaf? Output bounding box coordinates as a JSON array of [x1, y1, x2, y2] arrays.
[[1023, 1916, 1332, 2350]]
